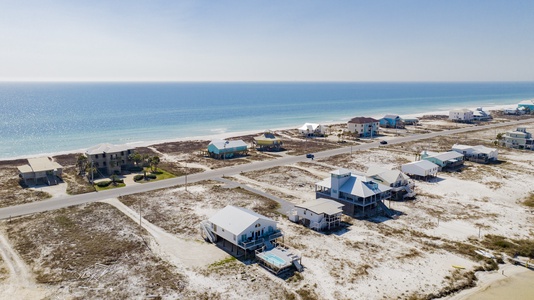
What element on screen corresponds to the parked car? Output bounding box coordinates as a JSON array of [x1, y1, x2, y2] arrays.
[[380, 140, 388, 145], [306, 153, 314, 159]]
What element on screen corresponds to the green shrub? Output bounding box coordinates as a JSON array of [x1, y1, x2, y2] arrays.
[[133, 175, 144, 181], [146, 174, 157, 179], [96, 181, 112, 187]]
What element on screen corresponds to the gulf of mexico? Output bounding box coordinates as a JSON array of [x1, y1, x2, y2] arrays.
[[1, 82, 534, 159]]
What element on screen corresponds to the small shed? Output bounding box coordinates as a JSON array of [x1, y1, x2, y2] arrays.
[[207, 140, 248, 159], [401, 160, 439, 179]]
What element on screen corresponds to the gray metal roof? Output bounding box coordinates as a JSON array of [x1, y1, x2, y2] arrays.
[[295, 198, 344, 215], [208, 206, 275, 236]]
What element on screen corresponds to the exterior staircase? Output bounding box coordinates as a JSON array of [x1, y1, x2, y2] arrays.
[[293, 260, 304, 272], [403, 185, 416, 198], [200, 221, 216, 243], [377, 200, 395, 218]]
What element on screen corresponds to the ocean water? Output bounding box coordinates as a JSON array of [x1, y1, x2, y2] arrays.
[[1, 82, 534, 159]]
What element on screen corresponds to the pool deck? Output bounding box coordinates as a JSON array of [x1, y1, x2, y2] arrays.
[[256, 244, 302, 274]]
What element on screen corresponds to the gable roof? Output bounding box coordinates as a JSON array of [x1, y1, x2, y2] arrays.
[[208, 206, 275, 236], [254, 132, 281, 141], [86, 143, 132, 155], [298, 123, 324, 132], [209, 139, 247, 150], [402, 160, 439, 171], [427, 151, 464, 162], [348, 117, 379, 124], [382, 114, 400, 119], [366, 166, 407, 184], [452, 144, 497, 155], [295, 198, 344, 215]]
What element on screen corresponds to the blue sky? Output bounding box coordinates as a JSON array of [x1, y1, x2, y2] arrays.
[[0, 1, 532, 81]]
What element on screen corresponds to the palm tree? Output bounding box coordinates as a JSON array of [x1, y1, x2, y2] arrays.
[[128, 152, 143, 167], [150, 156, 160, 173], [111, 174, 119, 186], [76, 155, 88, 176]]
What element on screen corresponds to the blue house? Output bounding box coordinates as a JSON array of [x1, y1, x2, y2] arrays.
[[208, 140, 248, 159], [379, 114, 403, 128]]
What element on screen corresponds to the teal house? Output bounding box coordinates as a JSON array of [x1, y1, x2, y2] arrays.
[[517, 100, 534, 112], [208, 140, 248, 159], [420, 150, 464, 170]]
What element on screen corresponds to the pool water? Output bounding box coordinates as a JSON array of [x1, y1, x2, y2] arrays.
[[263, 253, 286, 266]]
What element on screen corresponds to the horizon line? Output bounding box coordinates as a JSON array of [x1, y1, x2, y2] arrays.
[[1, 80, 534, 84]]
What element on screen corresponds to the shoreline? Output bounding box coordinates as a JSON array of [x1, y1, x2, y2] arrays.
[[0, 104, 520, 162], [446, 264, 534, 300]]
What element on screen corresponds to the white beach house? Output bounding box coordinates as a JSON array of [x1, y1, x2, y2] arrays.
[[401, 160, 439, 179], [449, 109, 474, 122], [288, 198, 344, 231], [315, 169, 393, 218], [472, 108, 491, 121], [365, 166, 415, 200], [201, 205, 302, 274], [451, 144, 498, 163], [201, 205, 282, 254], [298, 123, 327, 137], [501, 127, 534, 150], [17, 157, 63, 186]]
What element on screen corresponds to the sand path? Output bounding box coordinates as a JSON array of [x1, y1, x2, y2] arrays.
[[231, 174, 315, 203], [0, 226, 51, 299], [101, 198, 229, 270]]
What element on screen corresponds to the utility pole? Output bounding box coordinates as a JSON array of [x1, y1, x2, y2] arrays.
[[139, 198, 142, 227], [185, 160, 188, 192]]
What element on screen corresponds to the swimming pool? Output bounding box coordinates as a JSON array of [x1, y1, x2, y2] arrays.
[[262, 253, 286, 266]]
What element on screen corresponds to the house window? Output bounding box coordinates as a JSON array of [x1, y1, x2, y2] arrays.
[[95, 154, 98, 159], [233, 235, 236, 241]]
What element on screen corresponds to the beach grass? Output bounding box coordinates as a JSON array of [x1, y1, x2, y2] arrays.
[[522, 193, 534, 207]]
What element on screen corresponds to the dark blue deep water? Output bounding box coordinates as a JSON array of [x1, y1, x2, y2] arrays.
[[1, 82, 534, 159]]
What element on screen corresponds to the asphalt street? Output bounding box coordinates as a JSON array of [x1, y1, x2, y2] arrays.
[[0, 118, 532, 220]]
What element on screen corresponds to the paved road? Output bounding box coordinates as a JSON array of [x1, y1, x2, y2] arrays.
[[0, 118, 532, 220]]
